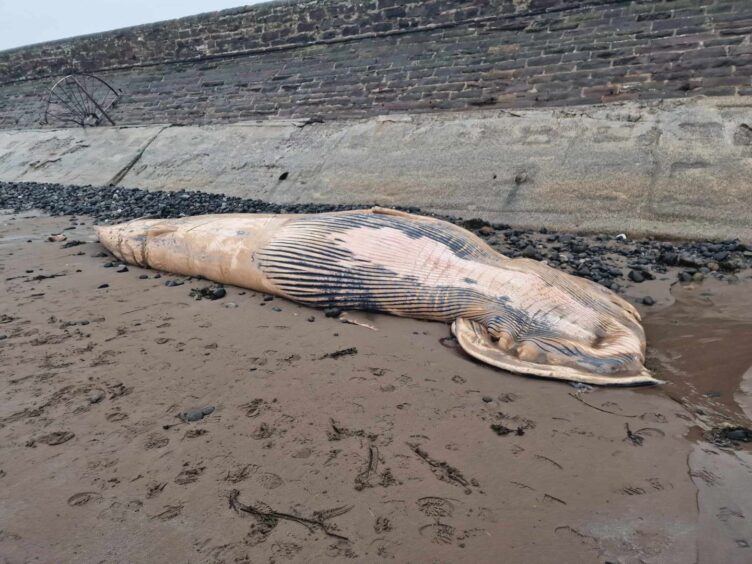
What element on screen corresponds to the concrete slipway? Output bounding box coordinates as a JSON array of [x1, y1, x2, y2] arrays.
[[1, 96, 750, 241]]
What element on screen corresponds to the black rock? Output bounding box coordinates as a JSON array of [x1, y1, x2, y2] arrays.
[[658, 251, 678, 266], [628, 270, 645, 283], [165, 279, 184, 287], [138, 274, 149, 279], [324, 307, 342, 318], [642, 296, 655, 306], [521, 245, 539, 259], [461, 218, 490, 231], [726, 428, 752, 441], [116, 265, 128, 273], [189, 285, 225, 300], [678, 254, 706, 268], [97, 283, 109, 289], [721, 257, 745, 271], [307, 316, 316, 322], [678, 272, 692, 282], [263, 295, 274, 302], [103, 262, 114, 268]]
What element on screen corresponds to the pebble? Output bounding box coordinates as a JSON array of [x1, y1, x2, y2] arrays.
[[224, 302, 238, 308], [181, 410, 205, 422], [307, 316, 316, 322], [692, 272, 705, 282], [103, 262, 114, 268], [181, 405, 215, 422], [98, 283, 109, 289], [521, 245, 539, 259], [116, 265, 128, 273], [642, 296, 655, 306], [263, 295, 274, 302], [324, 307, 342, 318], [271, 306, 282, 312], [726, 428, 752, 441], [88, 390, 106, 404], [165, 280, 184, 287], [482, 396, 493, 403], [210, 287, 226, 299], [678, 272, 692, 283], [138, 274, 149, 279], [628, 270, 645, 283]]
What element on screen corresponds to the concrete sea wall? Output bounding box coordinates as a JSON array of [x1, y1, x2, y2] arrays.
[[1, 97, 750, 241]]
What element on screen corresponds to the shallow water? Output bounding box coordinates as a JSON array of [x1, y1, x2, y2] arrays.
[[643, 275, 752, 425]]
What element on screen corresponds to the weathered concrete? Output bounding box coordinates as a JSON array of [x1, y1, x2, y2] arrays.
[[1, 97, 751, 241], [0, 126, 166, 186]]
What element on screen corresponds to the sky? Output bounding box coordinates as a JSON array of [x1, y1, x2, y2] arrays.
[[0, 0, 267, 51]]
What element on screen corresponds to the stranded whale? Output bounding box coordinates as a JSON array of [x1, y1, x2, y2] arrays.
[[97, 207, 657, 386]]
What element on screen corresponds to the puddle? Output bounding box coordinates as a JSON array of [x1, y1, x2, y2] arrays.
[[641, 276, 752, 558], [642, 276, 752, 426]]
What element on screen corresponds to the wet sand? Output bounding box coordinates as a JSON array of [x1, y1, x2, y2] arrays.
[[1, 211, 751, 563]]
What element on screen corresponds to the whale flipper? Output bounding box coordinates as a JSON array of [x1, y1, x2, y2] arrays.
[[452, 318, 660, 387]]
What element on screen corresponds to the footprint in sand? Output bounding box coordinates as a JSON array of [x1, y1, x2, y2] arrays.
[[146, 482, 167, 498], [271, 542, 302, 559], [257, 472, 284, 490], [67, 491, 103, 507], [374, 516, 393, 533], [151, 504, 183, 521], [419, 522, 455, 544], [416, 496, 455, 519], [175, 464, 205, 485], [144, 433, 169, 449]]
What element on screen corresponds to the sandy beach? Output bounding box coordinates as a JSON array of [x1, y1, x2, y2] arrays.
[[2, 210, 752, 563]]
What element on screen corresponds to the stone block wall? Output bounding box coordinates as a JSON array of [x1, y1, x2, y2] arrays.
[[1, 0, 751, 128]]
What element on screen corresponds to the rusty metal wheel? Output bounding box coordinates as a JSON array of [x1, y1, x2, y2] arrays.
[[42, 73, 121, 127]]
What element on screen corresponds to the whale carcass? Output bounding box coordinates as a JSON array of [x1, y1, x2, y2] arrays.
[[96, 207, 657, 386]]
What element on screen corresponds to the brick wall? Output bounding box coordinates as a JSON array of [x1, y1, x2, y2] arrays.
[[1, 0, 751, 128]]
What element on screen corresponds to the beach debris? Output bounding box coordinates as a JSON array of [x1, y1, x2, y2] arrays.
[[180, 405, 215, 422], [228, 489, 351, 541], [189, 285, 226, 300]]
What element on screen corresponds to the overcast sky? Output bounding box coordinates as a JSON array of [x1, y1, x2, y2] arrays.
[[0, 1, 266, 51]]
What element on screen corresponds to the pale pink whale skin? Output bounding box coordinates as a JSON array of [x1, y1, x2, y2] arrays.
[[97, 207, 658, 386]]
